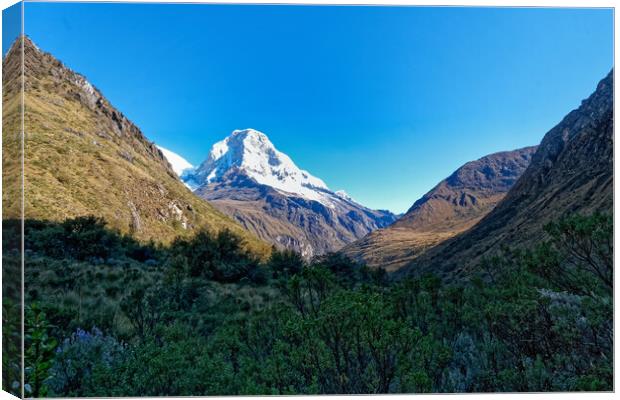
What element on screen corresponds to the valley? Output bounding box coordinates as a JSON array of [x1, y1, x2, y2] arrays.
[[2, 33, 613, 396]]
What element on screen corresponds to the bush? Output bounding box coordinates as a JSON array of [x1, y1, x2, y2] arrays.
[[268, 249, 304, 279], [47, 328, 125, 397], [169, 228, 260, 283]]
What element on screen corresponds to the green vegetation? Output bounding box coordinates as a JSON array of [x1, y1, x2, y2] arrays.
[[2, 212, 613, 396]]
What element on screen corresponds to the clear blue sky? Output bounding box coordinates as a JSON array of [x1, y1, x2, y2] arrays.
[[2, 2, 21, 54], [21, 3, 613, 213]]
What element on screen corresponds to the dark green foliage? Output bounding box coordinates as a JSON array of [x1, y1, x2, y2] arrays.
[[312, 252, 368, 287], [17, 216, 161, 263], [12, 212, 613, 395], [24, 304, 57, 398], [25, 216, 120, 261], [120, 286, 163, 340], [269, 248, 304, 279], [169, 228, 261, 283], [2, 298, 21, 396], [2, 218, 22, 396], [531, 213, 612, 294]]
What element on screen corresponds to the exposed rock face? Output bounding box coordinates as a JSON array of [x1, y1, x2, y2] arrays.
[[3, 36, 270, 255], [342, 146, 537, 271], [397, 70, 613, 280], [189, 129, 397, 258]]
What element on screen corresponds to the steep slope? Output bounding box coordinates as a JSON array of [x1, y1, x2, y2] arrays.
[[398, 70, 613, 280], [187, 129, 397, 257], [156, 145, 194, 177], [342, 146, 537, 271], [2, 37, 22, 222], [8, 36, 269, 255]]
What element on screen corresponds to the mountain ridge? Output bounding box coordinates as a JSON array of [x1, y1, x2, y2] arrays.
[[397, 70, 614, 280], [5, 36, 270, 256], [342, 146, 537, 271]]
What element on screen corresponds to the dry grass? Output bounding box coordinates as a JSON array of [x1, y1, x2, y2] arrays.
[[3, 37, 271, 258]]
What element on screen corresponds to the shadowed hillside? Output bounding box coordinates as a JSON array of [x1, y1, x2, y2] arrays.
[[343, 147, 537, 271], [397, 70, 613, 280]]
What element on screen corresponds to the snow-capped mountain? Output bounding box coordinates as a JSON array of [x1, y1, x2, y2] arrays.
[[190, 129, 337, 205], [185, 129, 397, 257]]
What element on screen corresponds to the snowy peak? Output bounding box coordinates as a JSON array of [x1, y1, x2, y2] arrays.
[[192, 129, 330, 202]]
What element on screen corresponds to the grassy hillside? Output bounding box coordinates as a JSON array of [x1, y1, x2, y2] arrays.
[[2, 37, 22, 221], [4, 36, 270, 256]]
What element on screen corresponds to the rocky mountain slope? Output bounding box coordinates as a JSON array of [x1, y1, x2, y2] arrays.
[[342, 146, 537, 271], [3, 36, 270, 255], [397, 70, 613, 280], [186, 129, 397, 257]]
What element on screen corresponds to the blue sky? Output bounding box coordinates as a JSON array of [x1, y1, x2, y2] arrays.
[[2, 1, 21, 54], [21, 3, 613, 213]]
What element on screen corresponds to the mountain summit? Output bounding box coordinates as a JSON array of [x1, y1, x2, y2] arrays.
[[186, 129, 397, 257], [190, 129, 331, 204]]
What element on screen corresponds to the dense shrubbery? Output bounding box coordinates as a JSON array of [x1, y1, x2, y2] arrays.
[[2, 212, 613, 395], [2, 220, 21, 395], [21, 216, 160, 263], [168, 229, 263, 283]]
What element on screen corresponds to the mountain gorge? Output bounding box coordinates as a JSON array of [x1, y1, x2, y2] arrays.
[[5, 37, 269, 254], [397, 70, 614, 280], [342, 146, 537, 271], [181, 129, 397, 257]]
